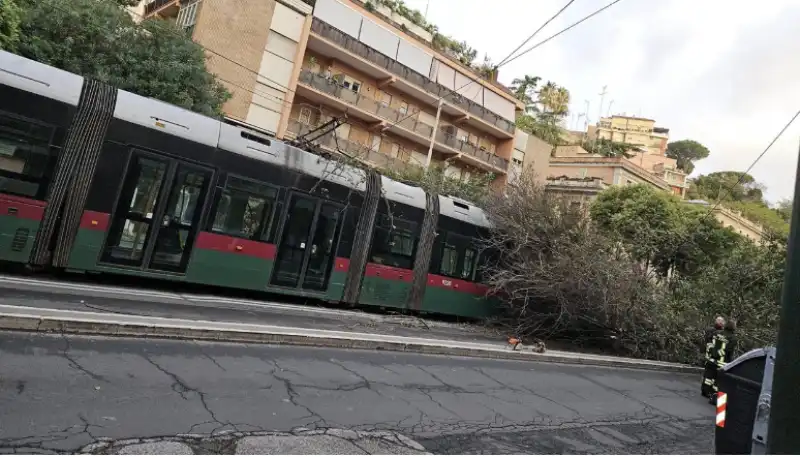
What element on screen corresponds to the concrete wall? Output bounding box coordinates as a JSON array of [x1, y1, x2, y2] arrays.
[[521, 134, 552, 185], [247, 1, 312, 135], [713, 210, 764, 243]]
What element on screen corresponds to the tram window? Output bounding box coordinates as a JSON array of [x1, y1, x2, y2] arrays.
[[369, 213, 417, 270], [212, 175, 277, 240], [0, 114, 55, 199], [461, 248, 477, 280], [473, 248, 498, 283], [439, 243, 458, 276], [433, 231, 481, 280]]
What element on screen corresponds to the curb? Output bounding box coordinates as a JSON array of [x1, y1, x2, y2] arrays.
[[0, 313, 701, 374]]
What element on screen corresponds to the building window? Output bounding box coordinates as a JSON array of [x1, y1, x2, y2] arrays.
[[370, 134, 381, 152], [377, 90, 392, 108], [298, 107, 313, 125], [342, 76, 361, 93], [398, 101, 409, 115], [177, 0, 202, 34]]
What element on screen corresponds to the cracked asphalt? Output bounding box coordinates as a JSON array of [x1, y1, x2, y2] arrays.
[[0, 331, 714, 454]]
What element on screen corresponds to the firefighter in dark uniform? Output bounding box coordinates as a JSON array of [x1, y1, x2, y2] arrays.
[[703, 319, 737, 404], [701, 316, 725, 398]]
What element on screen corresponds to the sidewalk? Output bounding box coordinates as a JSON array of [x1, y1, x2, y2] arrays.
[[0, 302, 698, 373], [0, 274, 700, 374]]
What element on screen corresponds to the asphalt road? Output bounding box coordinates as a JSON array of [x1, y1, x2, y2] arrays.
[[0, 332, 714, 454]]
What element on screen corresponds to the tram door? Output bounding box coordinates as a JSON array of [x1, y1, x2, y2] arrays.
[[270, 193, 342, 291], [101, 151, 212, 274]]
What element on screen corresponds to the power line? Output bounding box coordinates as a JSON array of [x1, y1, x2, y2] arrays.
[[47, 1, 301, 114], [501, 0, 625, 68], [657, 108, 800, 273], [131, 0, 621, 150], [125, 5, 297, 95], [692, 108, 800, 229], [496, 0, 576, 68], [372, 0, 626, 154], [57, 0, 623, 162]]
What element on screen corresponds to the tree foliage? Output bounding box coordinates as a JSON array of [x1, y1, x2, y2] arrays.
[[0, 0, 22, 51], [688, 171, 764, 202], [537, 81, 570, 116], [483, 178, 785, 364], [513, 80, 571, 147], [581, 137, 638, 158], [510, 74, 541, 110], [688, 171, 789, 235], [516, 113, 563, 146], [14, 0, 230, 117], [590, 184, 741, 278], [382, 163, 495, 204], [666, 139, 710, 174], [775, 198, 792, 223], [481, 173, 659, 348]]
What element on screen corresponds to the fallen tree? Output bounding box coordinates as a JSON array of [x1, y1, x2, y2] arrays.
[[479, 174, 785, 364]]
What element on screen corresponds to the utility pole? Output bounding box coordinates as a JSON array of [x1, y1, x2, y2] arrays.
[[424, 0, 431, 20], [767, 138, 800, 453], [607, 100, 614, 117]]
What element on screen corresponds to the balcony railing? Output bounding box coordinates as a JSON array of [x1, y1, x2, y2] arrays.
[[298, 69, 509, 172], [310, 18, 515, 135], [435, 129, 508, 170], [286, 119, 422, 173], [144, 0, 179, 16]]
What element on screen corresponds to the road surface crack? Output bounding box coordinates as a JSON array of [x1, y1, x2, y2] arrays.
[[142, 353, 245, 435], [58, 331, 107, 383]]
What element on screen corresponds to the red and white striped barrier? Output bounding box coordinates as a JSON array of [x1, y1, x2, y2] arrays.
[[716, 392, 727, 427]]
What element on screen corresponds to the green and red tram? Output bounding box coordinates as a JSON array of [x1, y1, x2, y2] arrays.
[[0, 50, 497, 319]]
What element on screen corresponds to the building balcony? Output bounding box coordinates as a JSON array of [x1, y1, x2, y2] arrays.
[[143, 0, 180, 17], [308, 18, 516, 139], [295, 69, 509, 174]]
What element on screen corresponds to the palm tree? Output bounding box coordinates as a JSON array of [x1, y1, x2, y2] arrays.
[[538, 82, 570, 116], [510, 75, 541, 110]]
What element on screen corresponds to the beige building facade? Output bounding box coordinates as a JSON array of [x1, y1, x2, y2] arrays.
[[588, 115, 668, 156], [686, 200, 765, 243], [141, 0, 525, 189], [508, 130, 552, 186], [584, 114, 687, 197]]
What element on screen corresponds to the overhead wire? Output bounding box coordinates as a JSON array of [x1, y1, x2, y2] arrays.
[[500, 0, 626, 68], [495, 0, 577, 68], [130, 0, 623, 144], [53, 0, 625, 157], [680, 108, 800, 241], [367, 0, 624, 149]]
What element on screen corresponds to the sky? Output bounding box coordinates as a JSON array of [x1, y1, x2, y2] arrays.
[[401, 0, 800, 203]]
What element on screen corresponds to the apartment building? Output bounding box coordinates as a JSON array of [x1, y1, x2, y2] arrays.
[[141, 0, 525, 188], [588, 115, 669, 155], [584, 114, 687, 197], [508, 130, 552, 186]]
